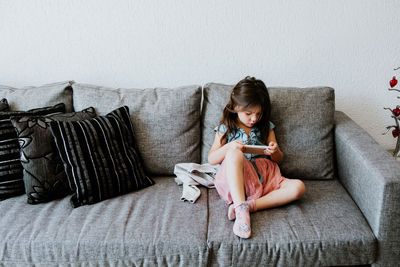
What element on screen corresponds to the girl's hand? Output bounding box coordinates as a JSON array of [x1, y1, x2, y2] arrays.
[[264, 141, 278, 155], [225, 140, 245, 151]]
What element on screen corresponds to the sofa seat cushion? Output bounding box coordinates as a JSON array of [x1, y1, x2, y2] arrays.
[[0, 177, 209, 266], [207, 179, 377, 267]]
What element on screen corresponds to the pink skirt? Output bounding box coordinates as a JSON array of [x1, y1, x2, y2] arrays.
[[214, 157, 288, 204]]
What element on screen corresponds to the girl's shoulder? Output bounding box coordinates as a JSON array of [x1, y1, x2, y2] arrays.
[[269, 121, 275, 129], [214, 124, 228, 134]]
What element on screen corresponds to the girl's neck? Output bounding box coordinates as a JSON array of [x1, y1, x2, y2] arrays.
[[236, 120, 253, 135]]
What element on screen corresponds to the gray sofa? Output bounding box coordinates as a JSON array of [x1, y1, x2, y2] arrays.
[[0, 81, 399, 266]]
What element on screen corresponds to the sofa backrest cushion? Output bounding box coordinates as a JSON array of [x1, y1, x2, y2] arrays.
[[72, 83, 202, 176], [0, 81, 74, 112], [201, 83, 335, 180]]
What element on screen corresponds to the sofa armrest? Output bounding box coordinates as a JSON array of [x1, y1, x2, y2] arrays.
[[334, 111, 400, 266]]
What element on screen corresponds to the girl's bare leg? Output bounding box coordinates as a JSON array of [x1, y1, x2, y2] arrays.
[[224, 148, 246, 204], [254, 179, 305, 211], [224, 148, 251, 238]]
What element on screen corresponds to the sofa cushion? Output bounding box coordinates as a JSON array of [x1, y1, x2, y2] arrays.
[[0, 81, 74, 112], [10, 107, 96, 204], [72, 83, 202, 175], [0, 98, 9, 111], [201, 83, 335, 180], [0, 103, 66, 200], [0, 177, 209, 266], [50, 106, 155, 208], [207, 179, 377, 266]]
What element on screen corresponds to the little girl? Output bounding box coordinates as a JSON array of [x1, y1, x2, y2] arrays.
[[208, 76, 306, 239]]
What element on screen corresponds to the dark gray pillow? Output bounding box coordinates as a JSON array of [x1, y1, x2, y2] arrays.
[[10, 107, 96, 204], [50, 106, 155, 208], [201, 83, 335, 180], [0, 98, 9, 111], [0, 103, 66, 200]]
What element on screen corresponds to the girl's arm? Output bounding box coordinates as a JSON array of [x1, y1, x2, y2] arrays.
[[264, 129, 284, 164], [208, 131, 245, 165]]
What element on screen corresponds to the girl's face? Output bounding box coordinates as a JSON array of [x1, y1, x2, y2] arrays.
[[235, 105, 262, 128]]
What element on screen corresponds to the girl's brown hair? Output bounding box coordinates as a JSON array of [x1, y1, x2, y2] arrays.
[[219, 76, 272, 145]]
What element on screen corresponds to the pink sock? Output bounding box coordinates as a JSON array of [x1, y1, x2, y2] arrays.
[[232, 202, 251, 239], [228, 199, 257, 220]]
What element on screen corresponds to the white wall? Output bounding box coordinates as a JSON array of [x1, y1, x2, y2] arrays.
[[1, 0, 400, 150]]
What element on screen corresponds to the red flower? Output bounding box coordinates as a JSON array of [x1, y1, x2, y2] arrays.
[[393, 128, 400, 138], [390, 76, 398, 88], [393, 106, 400, 117]]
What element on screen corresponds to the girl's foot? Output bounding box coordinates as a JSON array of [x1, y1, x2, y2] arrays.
[[233, 202, 251, 239], [228, 199, 256, 220]]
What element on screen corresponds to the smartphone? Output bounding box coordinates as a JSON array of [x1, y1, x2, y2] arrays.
[[243, 145, 269, 155]]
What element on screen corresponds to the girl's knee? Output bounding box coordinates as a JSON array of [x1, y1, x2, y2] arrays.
[[225, 147, 244, 162], [283, 179, 305, 200], [292, 179, 306, 199]]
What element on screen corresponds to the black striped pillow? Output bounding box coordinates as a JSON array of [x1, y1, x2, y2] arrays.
[[50, 106, 154, 208], [0, 103, 66, 199]]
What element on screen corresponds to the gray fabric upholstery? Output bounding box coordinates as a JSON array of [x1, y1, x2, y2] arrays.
[[207, 179, 377, 266], [335, 111, 400, 267], [0, 81, 74, 112], [72, 83, 202, 176], [201, 83, 335, 180], [0, 177, 209, 266]]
